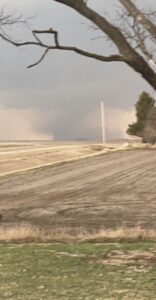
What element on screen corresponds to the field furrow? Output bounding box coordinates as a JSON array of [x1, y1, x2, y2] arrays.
[[0, 147, 156, 230]]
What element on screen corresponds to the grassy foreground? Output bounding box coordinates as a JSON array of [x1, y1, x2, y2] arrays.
[[0, 242, 155, 300]]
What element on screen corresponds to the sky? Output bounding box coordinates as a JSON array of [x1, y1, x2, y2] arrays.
[[0, 0, 155, 141]]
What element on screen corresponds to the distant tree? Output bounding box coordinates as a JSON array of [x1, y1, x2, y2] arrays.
[[127, 91, 155, 139], [142, 107, 156, 144]]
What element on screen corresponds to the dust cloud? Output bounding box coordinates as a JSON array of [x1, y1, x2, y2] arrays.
[[0, 106, 53, 140]]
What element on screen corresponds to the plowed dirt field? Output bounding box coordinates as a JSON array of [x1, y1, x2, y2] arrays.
[[0, 148, 156, 231]]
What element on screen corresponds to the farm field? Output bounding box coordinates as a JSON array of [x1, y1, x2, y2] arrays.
[[0, 142, 156, 299], [0, 242, 155, 300], [0, 141, 104, 176], [0, 142, 156, 231]]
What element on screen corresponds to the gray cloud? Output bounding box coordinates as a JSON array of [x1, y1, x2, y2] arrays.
[[0, 0, 155, 140], [77, 107, 136, 141]]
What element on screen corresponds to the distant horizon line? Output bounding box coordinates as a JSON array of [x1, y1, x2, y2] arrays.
[[0, 138, 139, 142]]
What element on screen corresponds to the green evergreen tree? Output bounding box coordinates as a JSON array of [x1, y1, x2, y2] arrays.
[[142, 107, 156, 144], [127, 92, 155, 138]]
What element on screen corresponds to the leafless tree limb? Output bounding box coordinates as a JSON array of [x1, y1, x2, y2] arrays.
[[0, 0, 156, 89], [28, 48, 50, 68], [11, 28, 125, 68], [116, 6, 156, 65], [0, 26, 125, 68], [52, 0, 156, 89], [119, 0, 156, 40]]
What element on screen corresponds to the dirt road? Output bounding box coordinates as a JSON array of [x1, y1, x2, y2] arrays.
[[0, 149, 156, 230]]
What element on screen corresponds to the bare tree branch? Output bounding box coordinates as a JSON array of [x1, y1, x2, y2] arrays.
[[0, 32, 41, 47], [28, 48, 50, 68], [0, 0, 156, 90], [53, 0, 156, 89], [116, 5, 156, 66], [29, 29, 126, 67], [119, 0, 156, 39], [0, 27, 125, 68]]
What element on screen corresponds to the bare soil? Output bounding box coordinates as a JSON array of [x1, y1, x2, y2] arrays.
[[90, 250, 156, 267], [0, 142, 98, 175], [0, 149, 156, 231]]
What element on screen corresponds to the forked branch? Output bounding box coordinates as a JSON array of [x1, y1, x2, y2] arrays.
[[0, 28, 125, 68]]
